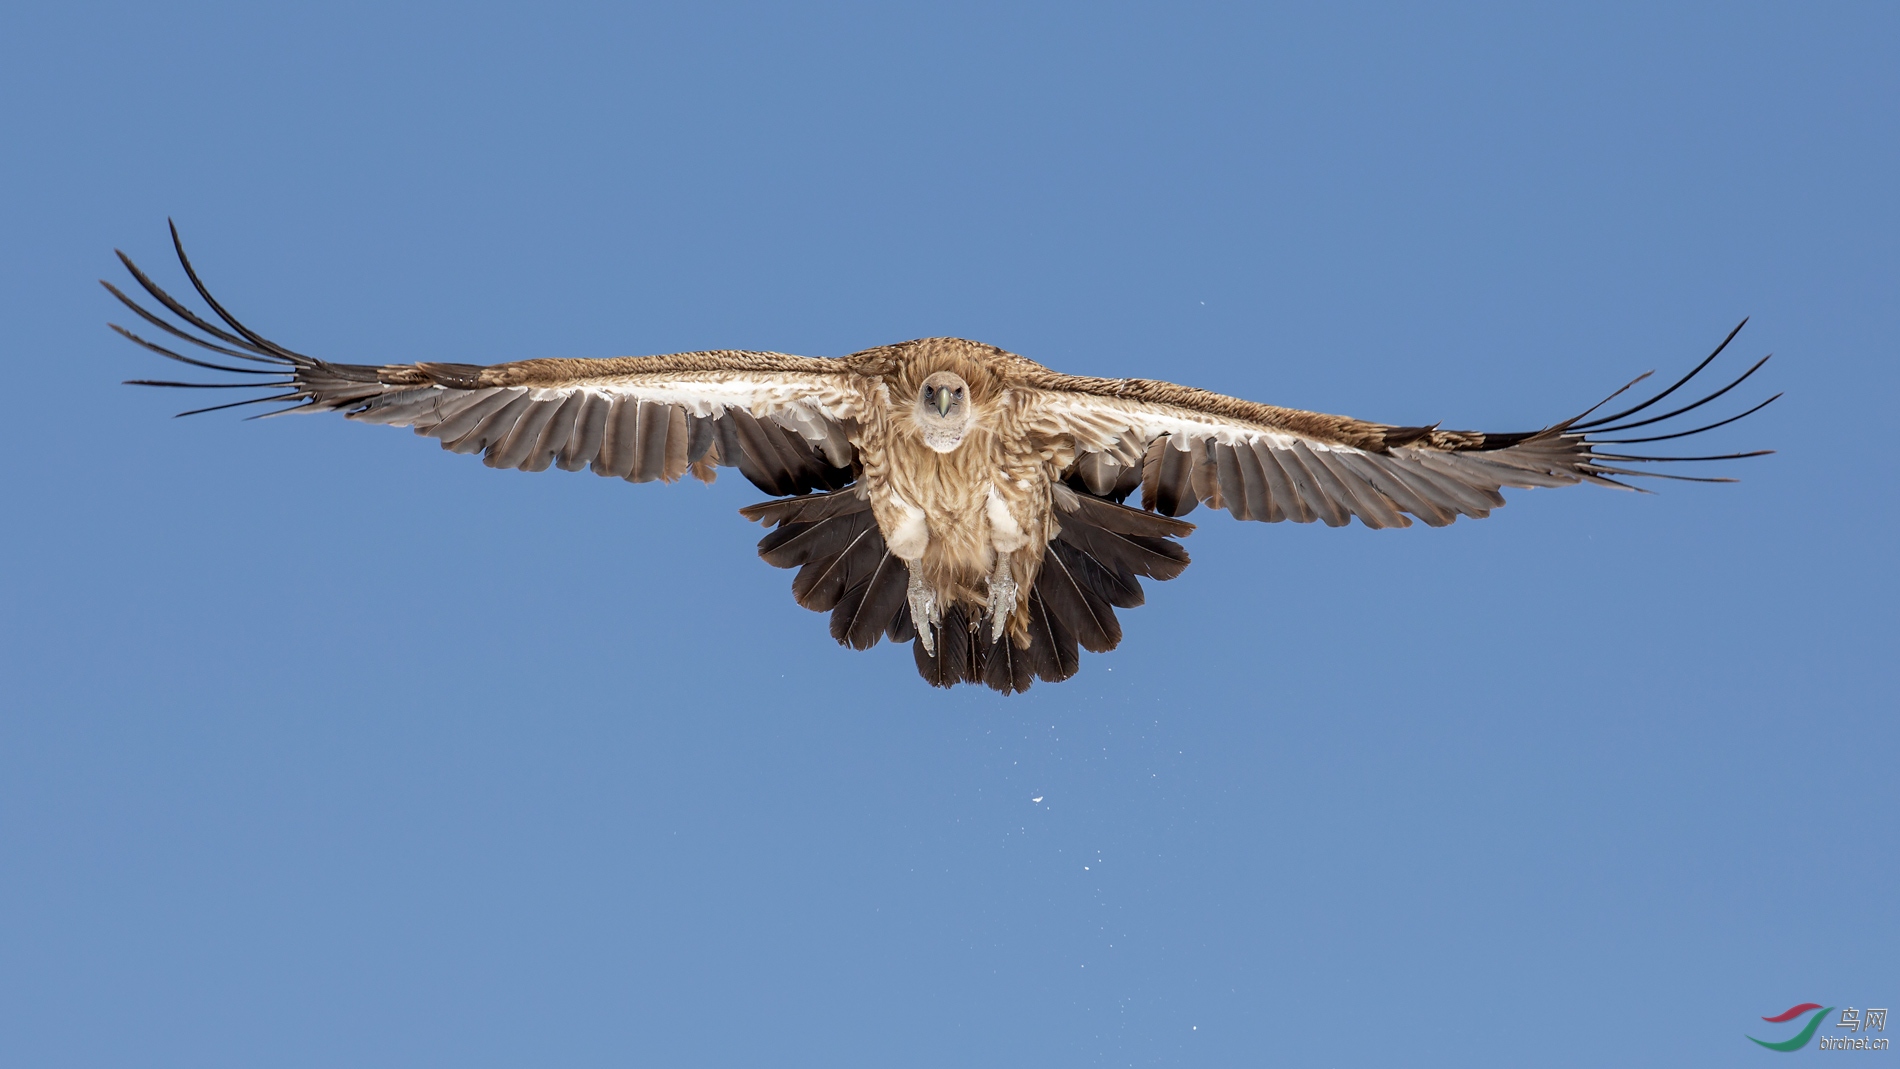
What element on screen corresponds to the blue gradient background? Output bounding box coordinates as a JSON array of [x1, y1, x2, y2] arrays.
[[1, 3, 1894, 1066]]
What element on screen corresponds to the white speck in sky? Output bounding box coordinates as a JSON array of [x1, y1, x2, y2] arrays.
[[1032, 796, 1043, 803]]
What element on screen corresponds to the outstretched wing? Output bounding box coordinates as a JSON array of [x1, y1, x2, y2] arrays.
[[106, 224, 864, 496], [1019, 322, 1776, 527]]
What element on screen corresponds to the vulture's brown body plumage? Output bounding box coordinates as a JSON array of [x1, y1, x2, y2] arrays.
[[108, 226, 1777, 693]]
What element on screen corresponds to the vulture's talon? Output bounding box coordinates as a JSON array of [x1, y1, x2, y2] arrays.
[[907, 565, 940, 656], [985, 559, 1018, 642]]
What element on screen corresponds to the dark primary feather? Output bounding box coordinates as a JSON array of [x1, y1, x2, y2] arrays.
[[1427, 320, 1777, 492], [1568, 318, 1749, 431], [165, 220, 317, 363], [102, 283, 279, 367], [1591, 392, 1781, 446], [113, 248, 282, 362], [108, 323, 282, 376]]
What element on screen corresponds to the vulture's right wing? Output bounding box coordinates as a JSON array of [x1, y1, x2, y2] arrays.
[[106, 225, 864, 497]]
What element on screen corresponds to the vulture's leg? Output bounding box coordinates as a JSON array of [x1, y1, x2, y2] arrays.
[[984, 555, 1018, 642], [906, 561, 942, 655]]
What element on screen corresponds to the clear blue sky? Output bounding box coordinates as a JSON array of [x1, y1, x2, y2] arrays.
[[2, 3, 1893, 1066]]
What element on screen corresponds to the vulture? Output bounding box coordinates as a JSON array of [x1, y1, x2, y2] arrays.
[[107, 225, 1777, 694]]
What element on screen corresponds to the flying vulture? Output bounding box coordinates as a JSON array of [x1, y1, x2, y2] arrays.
[[107, 225, 1777, 693]]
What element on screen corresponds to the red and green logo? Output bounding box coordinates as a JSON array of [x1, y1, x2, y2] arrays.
[[1749, 1004, 1832, 1052]]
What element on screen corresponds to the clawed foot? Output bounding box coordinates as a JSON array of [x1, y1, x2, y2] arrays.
[[985, 558, 1018, 643], [907, 565, 942, 655]]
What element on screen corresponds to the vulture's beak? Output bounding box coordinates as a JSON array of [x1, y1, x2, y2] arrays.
[[935, 390, 953, 417]]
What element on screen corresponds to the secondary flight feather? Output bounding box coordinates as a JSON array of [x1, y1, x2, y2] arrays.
[[108, 224, 1777, 693]]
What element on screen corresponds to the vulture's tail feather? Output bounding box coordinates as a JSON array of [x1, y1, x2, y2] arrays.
[[745, 487, 1190, 694]]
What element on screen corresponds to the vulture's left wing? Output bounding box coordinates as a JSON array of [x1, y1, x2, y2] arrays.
[[1019, 323, 1776, 526], [105, 226, 863, 497]]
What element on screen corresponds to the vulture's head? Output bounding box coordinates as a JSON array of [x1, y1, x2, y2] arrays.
[[914, 371, 973, 452]]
